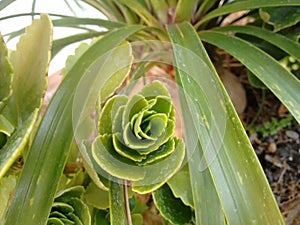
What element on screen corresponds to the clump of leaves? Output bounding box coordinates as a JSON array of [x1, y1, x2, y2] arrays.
[[92, 80, 185, 193], [250, 115, 293, 138], [48, 186, 91, 225]]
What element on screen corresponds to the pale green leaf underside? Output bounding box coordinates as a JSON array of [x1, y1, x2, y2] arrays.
[[92, 135, 185, 193], [199, 31, 300, 124], [100, 41, 133, 101], [168, 22, 284, 225], [84, 181, 109, 210], [153, 184, 192, 225]]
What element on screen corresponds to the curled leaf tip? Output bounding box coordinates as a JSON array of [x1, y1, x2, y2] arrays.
[[92, 80, 185, 193]]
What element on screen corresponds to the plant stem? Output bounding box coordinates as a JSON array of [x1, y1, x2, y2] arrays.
[[109, 180, 127, 225], [123, 180, 133, 225]]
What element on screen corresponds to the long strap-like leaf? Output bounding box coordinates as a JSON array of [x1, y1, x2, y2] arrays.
[[199, 30, 300, 123], [167, 22, 284, 225], [3, 25, 143, 225], [214, 25, 300, 61]]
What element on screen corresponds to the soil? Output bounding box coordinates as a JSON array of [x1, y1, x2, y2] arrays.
[[243, 83, 300, 225]]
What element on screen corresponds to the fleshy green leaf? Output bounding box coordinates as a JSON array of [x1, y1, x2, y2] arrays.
[[94, 210, 110, 225], [132, 214, 143, 225], [0, 36, 13, 112], [167, 164, 194, 208], [3, 25, 143, 225], [168, 22, 284, 225], [67, 198, 91, 225], [153, 184, 193, 225], [92, 134, 145, 181], [55, 186, 85, 202], [4, 13, 51, 125], [84, 181, 109, 210], [260, 6, 300, 31], [100, 41, 133, 101], [0, 14, 52, 180], [0, 110, 38, 179], [199, 30, 300, 123], [132, 138, 185, 193], [0, 175, 17, 221], [99, 95, 128, 135], [0, 115, 14, 136]]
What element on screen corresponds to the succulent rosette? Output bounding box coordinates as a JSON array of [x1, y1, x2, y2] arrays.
[[92, 81, 185, 193], [47, 186, 91, 225]]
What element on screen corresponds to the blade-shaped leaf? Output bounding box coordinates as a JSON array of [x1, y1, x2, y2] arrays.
[[153, 184, 193, 225], [118, 0, 162, 28], [167, 22, 284, 225], [174, 0, 198, 23], [199, 30, 300, 123], [52, 31, 106, 58], [0, 36, 13, 112], [52, 17, 125, 29], [214, 25, 300, 61], [0, 0, 14, 11], [0, 110, 38, 179], [195, 0, 300, 28], [260, 6, 300, 31], [3, 13, 51, 125], [149, 0, 168, 25], [3, 25, 143, 225], [0, 14, 52, 179], [0, 115, 14, 136], [0, 175, 16, 221], [82, 0, 125, 21]]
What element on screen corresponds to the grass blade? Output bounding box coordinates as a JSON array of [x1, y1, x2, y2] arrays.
[[52, 31, 106, 58], [0, 0, 15, 11], [168, 22, 284, 225], [214, 25, 300, 61]]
